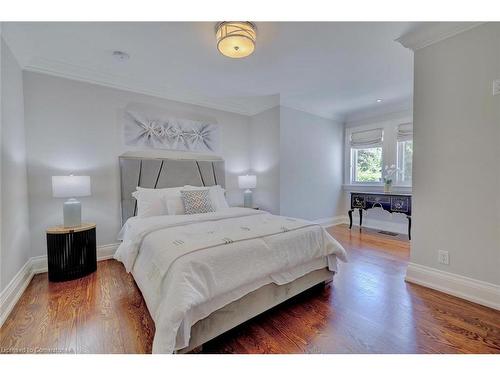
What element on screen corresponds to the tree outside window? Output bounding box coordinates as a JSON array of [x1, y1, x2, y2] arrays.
[[352, 147, 382, 182]]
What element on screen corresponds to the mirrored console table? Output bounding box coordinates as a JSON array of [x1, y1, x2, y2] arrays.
[[348, 192, 412, 240]]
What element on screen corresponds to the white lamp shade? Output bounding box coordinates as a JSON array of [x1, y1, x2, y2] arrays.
[[52, 175, 91, 198], [238, 175, 256, 189]]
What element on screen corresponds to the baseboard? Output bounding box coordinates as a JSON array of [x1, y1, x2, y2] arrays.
[[405, 262, 500, 311], [0, 260, 34, 328], [0, 243, 120, 327], [313, 215, 349, 228], [97, 243, 120, 261]]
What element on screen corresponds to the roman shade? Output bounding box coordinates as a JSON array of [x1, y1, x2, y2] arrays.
[[350, 128, 383, 148], [396, 122, 413, 141]]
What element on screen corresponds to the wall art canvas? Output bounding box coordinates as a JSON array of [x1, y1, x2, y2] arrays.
[[124, 110, 220, 152]]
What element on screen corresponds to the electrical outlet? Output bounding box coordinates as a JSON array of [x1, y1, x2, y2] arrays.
[[438, 250, 449, 265], [493, 79, 500, 96]]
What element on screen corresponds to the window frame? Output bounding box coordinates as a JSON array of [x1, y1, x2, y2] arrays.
[[396, 139, 413, 186], [344, 119, 413, 190]]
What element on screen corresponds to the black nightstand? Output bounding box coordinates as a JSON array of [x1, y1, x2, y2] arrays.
[[46, 223, 97, 282]]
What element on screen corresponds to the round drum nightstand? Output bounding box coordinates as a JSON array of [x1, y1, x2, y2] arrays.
[[46, 223, 97, 282]]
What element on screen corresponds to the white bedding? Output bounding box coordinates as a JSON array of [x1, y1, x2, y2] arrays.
[[114, 207, 347, 353]]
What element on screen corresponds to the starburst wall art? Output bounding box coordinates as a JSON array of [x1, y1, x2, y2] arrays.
[[124, 111, 220, 152]]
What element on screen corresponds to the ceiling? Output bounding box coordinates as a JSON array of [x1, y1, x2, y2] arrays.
[[3, 22, 421, 120]]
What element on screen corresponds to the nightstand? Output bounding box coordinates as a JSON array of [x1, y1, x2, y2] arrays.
[[46, 223, 97, 282]]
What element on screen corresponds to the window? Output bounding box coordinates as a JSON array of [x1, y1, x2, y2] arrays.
[[348, 128, 384, 184], [345, 122, 413, 187], [397, 140, 413, 185], [396, 122, 413, 185], [352, 147, 382, 182]]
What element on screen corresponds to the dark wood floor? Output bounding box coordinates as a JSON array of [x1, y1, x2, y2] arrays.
[[1, 224, 499, 354]]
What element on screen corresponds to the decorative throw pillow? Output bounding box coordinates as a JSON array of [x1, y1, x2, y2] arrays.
[[183, 185, 229, 210], [181, 189, 216, 215]]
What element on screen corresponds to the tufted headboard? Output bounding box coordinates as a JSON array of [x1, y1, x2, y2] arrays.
[[119, 152, 225, 224]]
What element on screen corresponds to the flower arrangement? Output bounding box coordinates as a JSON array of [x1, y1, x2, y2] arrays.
[[383, 164, 399, 192]]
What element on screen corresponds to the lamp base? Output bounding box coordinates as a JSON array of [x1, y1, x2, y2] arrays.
[[63, 198, 82, 227], [243, 189, 253, 208]]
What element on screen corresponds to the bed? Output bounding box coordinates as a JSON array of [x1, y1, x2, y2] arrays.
[[114, 152, 347, 353]]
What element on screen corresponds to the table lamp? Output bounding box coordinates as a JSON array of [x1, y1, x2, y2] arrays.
[[52, 175, 91, 227], [238, 175, 256, 208]]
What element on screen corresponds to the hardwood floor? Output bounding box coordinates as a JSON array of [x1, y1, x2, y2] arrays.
[[1, 224, 499, 354]]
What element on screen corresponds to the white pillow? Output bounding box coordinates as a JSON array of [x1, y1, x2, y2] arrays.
[[165, 194, 185, 215], [183, 185, 229, 210], [132, 186, 182, 218], [213, 186, 229, 209]]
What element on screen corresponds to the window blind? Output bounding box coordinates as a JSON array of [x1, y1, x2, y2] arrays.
[[350, 128, 383, 148], [396, 122, 413, 141]]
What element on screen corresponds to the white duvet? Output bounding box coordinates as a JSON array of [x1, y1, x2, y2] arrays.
[[115, 207, 347, 353]]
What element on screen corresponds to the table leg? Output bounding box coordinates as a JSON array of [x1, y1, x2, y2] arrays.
[[359, 208, 363, 228], [407, 215, 411, 240], [348, 210, 353, 229]]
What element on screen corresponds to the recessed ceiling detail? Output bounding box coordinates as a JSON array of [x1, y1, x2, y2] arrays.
[[216, 22, 256, 59]]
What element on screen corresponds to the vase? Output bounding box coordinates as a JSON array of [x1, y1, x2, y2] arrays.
[[384, 181, 392, 193]]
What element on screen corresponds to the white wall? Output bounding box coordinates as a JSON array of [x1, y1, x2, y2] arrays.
[[21, 74, 347, 262], [0, 38, 31, 290], [280, 106, 344, 221], [249, 106, 280, 214], [23, 72, 251, 257], [344, 109, 413, 234], [412, 23, 500, 285]]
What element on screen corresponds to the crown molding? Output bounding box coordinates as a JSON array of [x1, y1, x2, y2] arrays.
[[396, 22, 485, 51], [23, 56, 270, 117], [280, 104, 346, 123], [245, 95, 281, 116], [24, 56, 347, 122], [250, 103, 280, 116]]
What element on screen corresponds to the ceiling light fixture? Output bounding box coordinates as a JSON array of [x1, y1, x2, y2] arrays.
[[216, 22, 256, 59], [376, 99, 383, 103]]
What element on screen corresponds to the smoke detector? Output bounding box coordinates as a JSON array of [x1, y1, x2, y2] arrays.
[[112, 51, 130, 61]]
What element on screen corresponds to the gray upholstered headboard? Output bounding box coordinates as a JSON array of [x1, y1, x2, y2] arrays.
[[119, 153, 225, 224]]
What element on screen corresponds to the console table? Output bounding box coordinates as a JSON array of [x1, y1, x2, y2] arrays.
[[348, 192, 412, 240]]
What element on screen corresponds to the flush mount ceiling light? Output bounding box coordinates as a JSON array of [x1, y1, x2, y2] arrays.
[[216, 22, 256, 59], [376, 98, 383, 103]]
